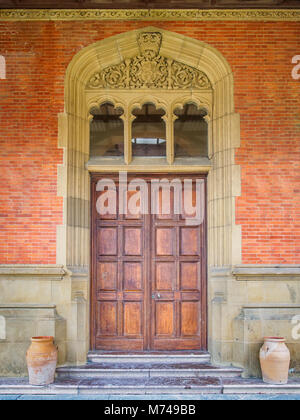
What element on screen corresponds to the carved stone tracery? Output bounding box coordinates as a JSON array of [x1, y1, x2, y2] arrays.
[[88, 32, 211, 90]]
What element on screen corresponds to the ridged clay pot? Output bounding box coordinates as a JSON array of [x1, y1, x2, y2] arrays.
[[26, 336, 58, 386], [259, 337, 290, 385]]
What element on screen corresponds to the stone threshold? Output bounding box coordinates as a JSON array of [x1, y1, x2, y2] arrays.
[[1, 377, 300, 396], [88, 350, 211, 364]]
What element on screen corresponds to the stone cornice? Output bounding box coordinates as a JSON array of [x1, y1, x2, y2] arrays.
[[0, 9, 299, 22], [0, 265, 67, 281], [209, 265, 300, 281], [242, 303, 300, 309], [233, 265, 300, 281], [0, 303, 57, 309]]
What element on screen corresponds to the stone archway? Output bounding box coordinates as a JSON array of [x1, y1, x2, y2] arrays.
[[58, 27, 241, 364]]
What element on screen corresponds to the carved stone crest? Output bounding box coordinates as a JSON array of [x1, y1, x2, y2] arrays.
[[88, 32, 211, 90]]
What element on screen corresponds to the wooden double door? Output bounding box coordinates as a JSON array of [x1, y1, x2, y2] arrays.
[[91, 174, 207, 351]]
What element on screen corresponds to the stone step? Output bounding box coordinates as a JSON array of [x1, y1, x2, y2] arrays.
[[88, 351, 211, 364], [1, 376, 300, 396], [0, 377, 222, 395], [57, 362, 243, 379]]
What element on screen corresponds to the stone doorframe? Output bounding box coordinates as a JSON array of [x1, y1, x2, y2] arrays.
[[57, 27, 241, 364]]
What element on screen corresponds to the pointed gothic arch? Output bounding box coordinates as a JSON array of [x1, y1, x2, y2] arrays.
[[58, 27, 241, 364]]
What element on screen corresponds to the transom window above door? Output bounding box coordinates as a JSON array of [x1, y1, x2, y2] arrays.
[[88, 98, 211, 169]]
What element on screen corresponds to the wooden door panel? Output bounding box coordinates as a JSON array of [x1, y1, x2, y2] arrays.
[[180, 262, 201, 290], [96, 189, 118, 220], [124, 227, 143, 256], [181, 302, 200, 336], [155, 302, 175, 336], [181, 184, 197, 220], [91, 174, 207, 351], [180, 227, 200, 256], [124, 302, 142, 336], [97, 302, 118, 336], [98, 228, 118, 256], [156, 228, 175, 256], [155, 188, 176, 220], [97, 262, 118, 291], [126, 190, 142, 219], [155, 262, 175, 290], [123, 262, 142, 290]]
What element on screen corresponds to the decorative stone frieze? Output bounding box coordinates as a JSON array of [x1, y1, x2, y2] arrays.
[[0, 9, 299, 22], [88, 32, 211, 90]]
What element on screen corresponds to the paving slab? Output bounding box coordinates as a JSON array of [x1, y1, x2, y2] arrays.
[[77, 376, 222, 395], [2, 394, 300, 400], [223, 377, 300, 395]]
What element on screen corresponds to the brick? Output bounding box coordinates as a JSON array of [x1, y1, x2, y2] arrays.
[[0, 20, 299, 264]]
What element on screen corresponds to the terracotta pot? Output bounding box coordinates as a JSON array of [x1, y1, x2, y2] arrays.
[[26, 336, 58, 386], [259, 337, 290, 385]]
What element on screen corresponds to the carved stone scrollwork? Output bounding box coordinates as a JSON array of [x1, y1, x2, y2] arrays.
[[88, 32, 211, 90], [1, 9, 299, 22]]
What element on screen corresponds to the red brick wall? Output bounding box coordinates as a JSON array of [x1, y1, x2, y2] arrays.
[[0, 20, 299, 264]]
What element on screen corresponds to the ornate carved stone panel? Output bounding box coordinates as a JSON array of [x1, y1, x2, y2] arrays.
[[87, 32, 211, 90]]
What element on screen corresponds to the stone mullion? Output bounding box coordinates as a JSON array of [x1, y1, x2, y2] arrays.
[[165, 111, 175, 165], [123, 111, 134, 165]]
